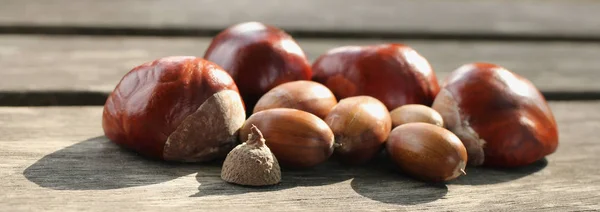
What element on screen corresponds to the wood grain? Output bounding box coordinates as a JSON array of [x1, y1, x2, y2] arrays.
[[0, 102, 599, 211], [1, 0, 600, 38], [1, 35, 599, 96]]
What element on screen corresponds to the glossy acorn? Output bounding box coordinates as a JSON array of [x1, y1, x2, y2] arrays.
[[386, 123, 468, 182], [240, 108, 335, 169], [431, 62, 559, 167], [253, 80, 337, 119], [390, 104, 444, 128], [325, 96, 392, 165]]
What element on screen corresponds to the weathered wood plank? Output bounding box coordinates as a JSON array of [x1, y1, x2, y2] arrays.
[[1, 0, 600, 38], [1, 35, 599, 96], [0, 102, 599, 211]]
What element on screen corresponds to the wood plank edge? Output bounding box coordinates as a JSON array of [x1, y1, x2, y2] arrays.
[[1, 90, 599, 106], [2, 25, 600, 43]]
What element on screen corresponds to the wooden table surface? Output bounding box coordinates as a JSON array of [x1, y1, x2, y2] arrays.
[[1, 1, 599, 211]]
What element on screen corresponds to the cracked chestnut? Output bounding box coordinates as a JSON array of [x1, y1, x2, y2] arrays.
[[102, 56, 246, 162]]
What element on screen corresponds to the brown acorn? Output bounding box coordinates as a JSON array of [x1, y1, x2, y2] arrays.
[[386, 123, 468, 182]]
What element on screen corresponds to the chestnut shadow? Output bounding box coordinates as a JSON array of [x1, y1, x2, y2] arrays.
[[349, 153, 448, 205], [23, 136, 202, 190], [191, 160, 355, 197], [449, 158, 548, 185]]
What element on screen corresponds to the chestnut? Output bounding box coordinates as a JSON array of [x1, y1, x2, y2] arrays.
[[386, 123, 468, 182], [431, 63, 559, 167], [253, 80, 337, 119], [102, 56, 246, 162], [324, 96, 392, 165], [390, 104, 444, 128], [312, 44, 440, 110], [240, 108, 335, 169], [204, 22, 312, 112]]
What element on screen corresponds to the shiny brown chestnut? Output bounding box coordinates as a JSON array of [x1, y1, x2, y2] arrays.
[[390, 104, 444, 128], [253, 80, 337, 119], [240, 108, 335, 169], [204, 22, 312, 112], [431, 63, 559, 167], [312, 44, 440, 110], [387, 123, 468, 182], [324, 96, 392, 165], [102, 56, 246, 162]]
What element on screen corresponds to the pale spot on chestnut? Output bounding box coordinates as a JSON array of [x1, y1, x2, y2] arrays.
[[228, 22, 268, 35], [276, 39, 306, 58]]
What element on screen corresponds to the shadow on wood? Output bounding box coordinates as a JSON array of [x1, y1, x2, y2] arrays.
[[349, 152, 547, 204], [192, 153, 449, 205], [22, 136, 203, 190], [191, 151, 449, 204], [191, 160, 354, 197], [350, 154, 448, 205], [449, 158, 548, 185]]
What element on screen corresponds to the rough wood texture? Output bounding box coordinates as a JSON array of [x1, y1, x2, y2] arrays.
[[1, 0, 600, 38], [0, 102, 599, 211], [1, 35, 599, 94]]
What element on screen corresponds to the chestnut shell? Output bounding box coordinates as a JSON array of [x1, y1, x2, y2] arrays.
[[312, 44, 440, 110], [102, 56, 240, 160], [204, 22, 312, 112], [432, 63, 559, 167]]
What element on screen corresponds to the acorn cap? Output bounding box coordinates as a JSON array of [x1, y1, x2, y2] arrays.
[[221, 125, 281, 186]]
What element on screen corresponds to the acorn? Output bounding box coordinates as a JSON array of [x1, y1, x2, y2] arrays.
[[221, 125, 281, 186], [325, 96, 391, 165], [390, 104, 444, 128], [240, 108, 335, 169], [386, 123, 468, 182]]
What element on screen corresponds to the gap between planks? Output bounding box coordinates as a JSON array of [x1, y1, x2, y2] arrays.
[[2, 35, 600, 106], [1, 91, 600, 107], [3, 25, 600, 43]]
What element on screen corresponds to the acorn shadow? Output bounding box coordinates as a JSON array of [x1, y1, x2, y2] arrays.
[[191, 160, 355, 197], [23, 136, 201, 190], [449, 158, 548, 185], [349, 153, 448, 205]]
